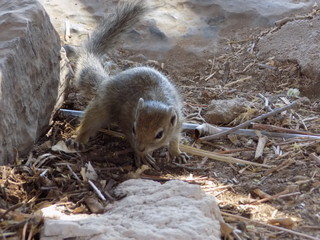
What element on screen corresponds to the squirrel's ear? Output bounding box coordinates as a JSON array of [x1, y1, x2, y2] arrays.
[[168, 107, 177, 126], [135, 98, 144, 119], [137, 98, 144, 110]]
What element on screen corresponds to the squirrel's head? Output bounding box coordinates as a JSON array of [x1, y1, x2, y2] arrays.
[[131, 98, 180, 155]]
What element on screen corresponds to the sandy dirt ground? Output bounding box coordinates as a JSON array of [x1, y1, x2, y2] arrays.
[[1, 0, 320, 239]]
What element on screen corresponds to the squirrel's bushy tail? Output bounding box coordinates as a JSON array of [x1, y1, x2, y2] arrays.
[[86, 0, 147, 55], [75, 0, 147, 98]]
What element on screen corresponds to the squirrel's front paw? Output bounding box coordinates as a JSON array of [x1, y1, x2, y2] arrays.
[[66, 138, 86, 151], [174, 152, 190, 164], [135, 154, 160, 170]]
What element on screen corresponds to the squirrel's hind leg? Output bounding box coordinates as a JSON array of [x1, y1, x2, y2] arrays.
[[76, 101, 110, 144]]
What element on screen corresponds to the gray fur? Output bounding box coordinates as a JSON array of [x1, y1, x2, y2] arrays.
[[86, 1, 147, 55], [74, 1, 189, 167], [74, 0, 147, 98]]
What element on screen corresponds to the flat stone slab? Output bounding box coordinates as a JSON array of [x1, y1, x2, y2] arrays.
[[41, 179, 222, 240]]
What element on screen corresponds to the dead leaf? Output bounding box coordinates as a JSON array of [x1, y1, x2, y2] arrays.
[[268, 218, 296, 229], [86, 162, 98, 181], [72, 205, 88, 214], [51, 140, 78, 153]]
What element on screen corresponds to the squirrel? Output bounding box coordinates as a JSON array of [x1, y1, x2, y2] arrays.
[[73, 0, 189, 168]]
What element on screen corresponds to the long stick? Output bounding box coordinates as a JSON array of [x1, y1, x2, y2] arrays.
[[200, 100, 299, 141], [179, 144, 271, 168], [88, 180, 107, 202], [252, 123, 320, 136], [60, 105, 320, 142]]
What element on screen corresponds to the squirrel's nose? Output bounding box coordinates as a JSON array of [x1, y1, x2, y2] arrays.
[[138, 147, 146, 152], [137, 144, 146, 153]]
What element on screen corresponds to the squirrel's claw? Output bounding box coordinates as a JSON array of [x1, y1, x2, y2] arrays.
[[174, 152, 190, 164], [66, 138, 86, 151], [135, 154, 160, 171]]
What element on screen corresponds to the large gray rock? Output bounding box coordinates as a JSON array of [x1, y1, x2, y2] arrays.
[[41, 179, 223, 240], [257, 16, 320, 98], [0, 0, 61, 164]]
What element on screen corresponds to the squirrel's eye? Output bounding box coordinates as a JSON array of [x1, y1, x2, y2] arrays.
[[155, 130, 163, 139], [132, 125, 136, 135]]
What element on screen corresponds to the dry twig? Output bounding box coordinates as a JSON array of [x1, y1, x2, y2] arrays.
[[88, 180, 107, 202], [179, 144, 271, 168], [67, 164, 81, 182], [254, 135, 268, 160], [185, 122, 320, 140], [309, 153, 320, 165], [199, 100, 299, 141], [0, 203, 24, 219], [252, 123, 320, 136], [221, 212, 319, 240], [258, 93, 273, 112]]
